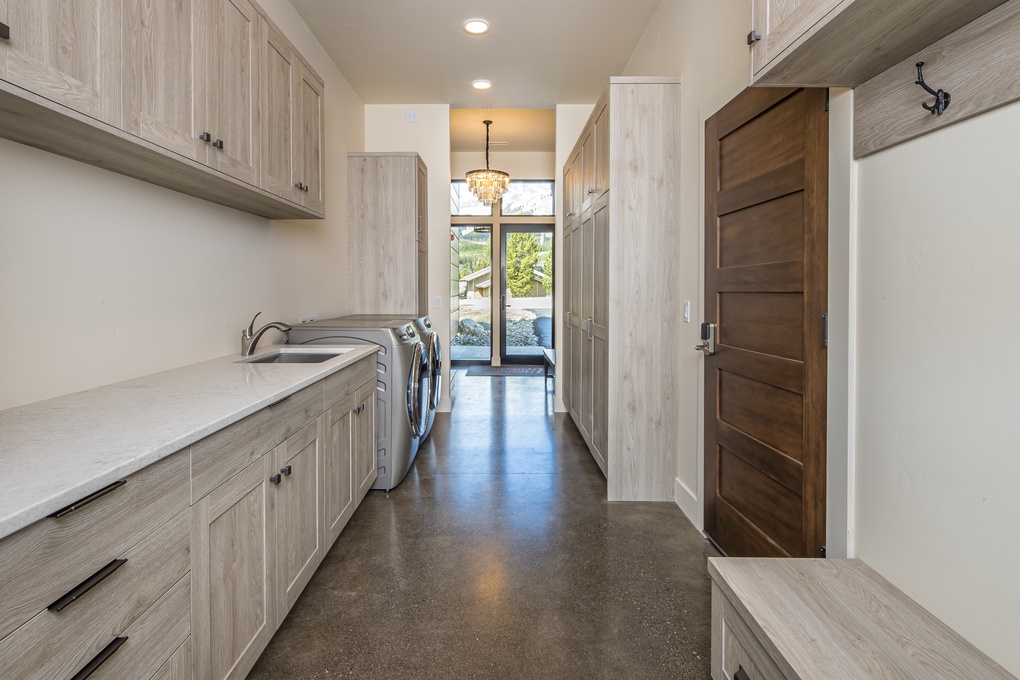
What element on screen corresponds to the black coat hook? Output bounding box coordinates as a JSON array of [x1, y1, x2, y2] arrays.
[[915, 62, 951, 116]]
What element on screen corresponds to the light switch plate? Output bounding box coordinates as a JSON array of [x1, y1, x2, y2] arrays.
[[683, 300, 691, 323], [434, 296, 442, 309], [405, 109, 419, 123]]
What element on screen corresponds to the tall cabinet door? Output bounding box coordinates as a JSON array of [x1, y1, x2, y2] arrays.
[[259, 20, 299, 203], [561, 223, 574, 412], [274, 417, 323, 624], [415, 159, 429, 316], [296, 66, 323, 213], [205, 0, 259, 184], [354, 380, 378, 502], [580, 208, 595, 442], [191, 455, 277, 680], [569, 215, 585, 425], [324, 396, 355, 547], [591, 196, 610, 470], [123, 0, 203, 161], [0, 0, 121, 126]]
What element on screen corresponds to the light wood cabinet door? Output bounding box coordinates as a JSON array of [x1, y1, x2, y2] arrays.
[[750, 0, 843, 77], [561, 225, 573, 411], [579, 207, 594, 441], [296, 65, 323, 213], [324, 396, 355, 547], [205, 0, 259, 184], [0, 0, 121, 126], [191, 455, 276, 680], [591, 196, 610, 469], [353, 380, 377, 503], [122, 0, 203, 161], [416, 158, 428, 246], [580, 126, 595, 211], [570, 149, 584, 218], [259, 18, 299, 203], [273, 417, 323, 624], [594, 101, 610, 199]]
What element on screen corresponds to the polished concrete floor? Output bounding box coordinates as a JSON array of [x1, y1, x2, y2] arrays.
[[249, 376, 717, 679]]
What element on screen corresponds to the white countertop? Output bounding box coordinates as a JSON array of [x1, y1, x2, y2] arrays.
[[0, 344, 378, 540]]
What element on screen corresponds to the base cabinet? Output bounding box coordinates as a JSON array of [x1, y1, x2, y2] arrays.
[[353, 380, 378, 501]]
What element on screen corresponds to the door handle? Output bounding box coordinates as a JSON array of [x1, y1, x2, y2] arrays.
[[586, 317, 593, 341], [695, 321, 717, 355]]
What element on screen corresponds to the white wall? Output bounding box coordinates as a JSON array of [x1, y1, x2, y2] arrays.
[[0, 0, 365, 410], [450, 151, 555, 179], [363, 105, 453, 410], [854, 101, 1020, 675], [554, 105, 595, 412]]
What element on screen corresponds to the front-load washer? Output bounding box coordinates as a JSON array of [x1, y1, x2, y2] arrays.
[[413, 316, 442, 441], [288, 316, 429, 491]]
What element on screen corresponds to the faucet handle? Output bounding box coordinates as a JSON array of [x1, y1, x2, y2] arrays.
[[245, 312, 262, 337]]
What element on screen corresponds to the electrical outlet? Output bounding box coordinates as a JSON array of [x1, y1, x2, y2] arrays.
[[299, 315, 316, 324], [405, 109, 419, 123], [683, 300, 691, 323]]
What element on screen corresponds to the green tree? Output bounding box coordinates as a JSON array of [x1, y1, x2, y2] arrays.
[[506, 233, 540, 297], [540, 248, 553, 294], [459, 242, 490, 278]]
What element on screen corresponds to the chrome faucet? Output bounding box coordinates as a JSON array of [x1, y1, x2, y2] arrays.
[[242, 312, 292, 356]]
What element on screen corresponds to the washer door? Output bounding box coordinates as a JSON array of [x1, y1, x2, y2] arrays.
[[405, 342, 428, 437], [427, 332, 443, 410]]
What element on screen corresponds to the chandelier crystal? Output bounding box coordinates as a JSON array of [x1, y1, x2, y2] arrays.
[[465, 120, 510, 206]]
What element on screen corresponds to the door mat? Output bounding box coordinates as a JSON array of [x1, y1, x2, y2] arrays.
[[466, 366, 546, 377]]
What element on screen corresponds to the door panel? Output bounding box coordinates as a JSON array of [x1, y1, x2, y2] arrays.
[[207, 0, 258, 183], [298, 68, 323, 212], [499, 226, 553, 364], [704, 87, 827, 559], [260, 24, 297, 201]]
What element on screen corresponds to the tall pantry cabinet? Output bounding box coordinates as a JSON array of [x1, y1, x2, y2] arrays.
[[561, 77, 681, 502], [348, 152, 429, 317]]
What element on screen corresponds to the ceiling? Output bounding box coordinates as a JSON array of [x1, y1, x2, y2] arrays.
[[450, 109, 556, 153], [288, 0, 663, 151]]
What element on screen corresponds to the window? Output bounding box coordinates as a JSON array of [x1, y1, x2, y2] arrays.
[[450, 180, 492, 216], [499, 180, 555, 216]]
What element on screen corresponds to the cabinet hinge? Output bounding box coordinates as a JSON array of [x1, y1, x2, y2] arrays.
[[822, 313, 829, 347], [747, 30, 761, 46]]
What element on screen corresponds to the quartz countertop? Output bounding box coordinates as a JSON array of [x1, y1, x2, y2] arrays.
[[0, 344, 378, 540]]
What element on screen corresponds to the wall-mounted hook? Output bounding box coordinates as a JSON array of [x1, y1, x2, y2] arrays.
[[915, 62, 951, 116]]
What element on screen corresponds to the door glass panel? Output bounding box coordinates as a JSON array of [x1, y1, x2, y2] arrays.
[[451, 225, 492, 362], [501, 227, 554, 363]]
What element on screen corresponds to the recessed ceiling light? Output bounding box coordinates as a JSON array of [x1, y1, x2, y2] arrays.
[[464, 19, 489, 35], [472, 80, 492, 90]]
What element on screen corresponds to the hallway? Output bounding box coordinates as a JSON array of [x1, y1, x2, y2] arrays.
[[249, 375, 717, 678]]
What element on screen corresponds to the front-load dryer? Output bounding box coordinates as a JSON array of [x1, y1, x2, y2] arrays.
[[413, 316, 442, 441], [288, 316, 429, 491]]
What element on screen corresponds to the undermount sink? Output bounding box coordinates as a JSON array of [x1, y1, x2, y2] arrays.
[[237, 347, 351, 364]]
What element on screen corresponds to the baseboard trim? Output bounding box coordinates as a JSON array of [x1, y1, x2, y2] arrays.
[[437, 397, 452, 413], [554, 396, 567, 413], [674, 477, 701, 531]]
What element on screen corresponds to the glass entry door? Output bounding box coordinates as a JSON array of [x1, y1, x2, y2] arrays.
[[499, 225, 554, 364]]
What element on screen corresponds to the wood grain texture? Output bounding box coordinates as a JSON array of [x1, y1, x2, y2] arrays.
[[191, 455, 276, 680], [274, 417, 323, 624], [150, 637, 192, 680], [190, 382, 323, 503], [712, 581, 786, 680], [0, 449, 189, 642], [348, 153, 427, 316], [297, 66, 323, 213], [854, 0, 1020, 157], [709, 558, 1017, 679], [258, 18, 298, 203], [580, 125, 595, 212], [89, 573, 192, 680], [325, 396, 355, 547], [0, 80, 322, 219], [321, 355, 375, 412], [751, 0, 1006, 87], [0, 509, 190, 680], [353, 379, 377, 504], [593, 94, 610, 199]]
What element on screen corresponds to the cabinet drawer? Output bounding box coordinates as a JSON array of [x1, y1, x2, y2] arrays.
[[88, 573, 191, 680], [0, 449, 189, 641], [0, 509, 190, 679], [191, 382, 323, 501], [150, 637, 191, 680], [322, 356, 375, 411], [712, 583, 786, 680]]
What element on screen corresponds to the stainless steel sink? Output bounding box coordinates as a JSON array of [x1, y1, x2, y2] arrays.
[[237, 347, 351, 364]]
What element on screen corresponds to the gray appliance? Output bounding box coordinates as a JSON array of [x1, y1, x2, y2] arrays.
[[288, 316, 429, 491], [413, 316, 442, 441]]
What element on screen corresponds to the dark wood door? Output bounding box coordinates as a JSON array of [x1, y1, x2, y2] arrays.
[[704, 87, 828, 558]]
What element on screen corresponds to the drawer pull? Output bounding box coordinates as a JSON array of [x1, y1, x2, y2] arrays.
[[280, 465, 292, 477], [71, 636, 128, 680], [734, 667, 751, 680], [270, 473, 282, 485], [0, 21, 9, 40], [49, 480, 127, 518], [48, 558, 128, 612], [267, 394, 291, 408]]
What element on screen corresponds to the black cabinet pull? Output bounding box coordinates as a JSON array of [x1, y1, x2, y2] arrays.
[[294, 182, 304, 190], [48, 559, 127, 612], [213, 139, 224, 149], [267, 394, 291, 408], [270, 474, 282, 485], [280, 465, 292, 477], [734, 666, 751, 680], [49, 480, 126, 518], [0, 22, 10, 40], [71, 636, 128, 680], [302, 183, 309, 192], [199, 131, 211, 142]]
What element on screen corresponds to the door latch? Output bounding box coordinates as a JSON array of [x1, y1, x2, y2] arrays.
[[696, 322, 717, 356]]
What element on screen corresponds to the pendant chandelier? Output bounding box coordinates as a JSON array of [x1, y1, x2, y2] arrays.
[[465, 119, 510, 206]]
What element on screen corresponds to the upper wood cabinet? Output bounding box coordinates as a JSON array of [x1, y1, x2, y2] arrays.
[[0, 0, 121, 127], [749, 0, 1007, 87], [348, 152, 429, 317], [0, 0, 324, 219]]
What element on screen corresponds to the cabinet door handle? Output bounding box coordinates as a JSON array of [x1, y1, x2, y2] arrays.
[[270, 474, 282, 485], [280, 465, 292, 477], [48, 559, 128, 612], [71, 637, 128, 680], [49, 480, 127, 518], [303, 183, 309, 192], [213, 139, 224, 149], [734, 667, 751, 680], [0, 22, 10, 41], [199, 131, 211, 142], [294, 182, 304, 190]]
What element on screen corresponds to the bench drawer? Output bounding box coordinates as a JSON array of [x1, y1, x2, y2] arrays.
[[0, 449, 189, 641]]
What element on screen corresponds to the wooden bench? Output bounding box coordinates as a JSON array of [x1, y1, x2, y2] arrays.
[[542, 348, 555, 386]]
